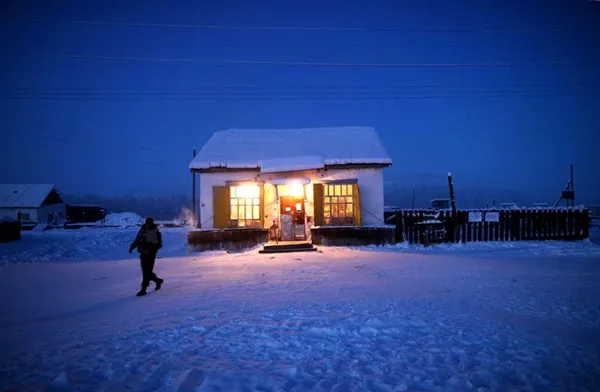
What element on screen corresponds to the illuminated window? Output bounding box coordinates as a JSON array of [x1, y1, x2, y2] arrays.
[[323, 184, 355, 225], [230, 185, 260, 227]]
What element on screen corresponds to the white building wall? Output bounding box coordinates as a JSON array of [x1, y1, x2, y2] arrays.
[[39, 203, 67, 224], [198, 171, 261, 229], [0, 207, 39, 222], [198, 166, 386, 229]]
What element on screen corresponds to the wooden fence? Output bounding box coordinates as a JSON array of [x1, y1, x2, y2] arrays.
[[385, 208, 590, 245]]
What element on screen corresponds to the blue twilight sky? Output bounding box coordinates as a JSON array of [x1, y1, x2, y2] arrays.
[[1, 0, 599, 204]]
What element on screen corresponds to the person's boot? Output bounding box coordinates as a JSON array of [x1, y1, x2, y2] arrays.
[[136, 288, 147, 297], [155, 278, 164, 291]]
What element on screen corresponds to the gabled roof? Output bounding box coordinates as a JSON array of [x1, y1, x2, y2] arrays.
[[0, 184, 57, 208], [190, 126, 392, 172]]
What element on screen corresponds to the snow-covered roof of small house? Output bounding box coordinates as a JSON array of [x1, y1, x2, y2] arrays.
[[190, 126, 392, 172], [0, 184, 57, 208]]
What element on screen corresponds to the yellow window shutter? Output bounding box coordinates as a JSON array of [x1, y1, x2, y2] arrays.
[[259, 185, 265, 228], [212, 186, 230, 228], [352, 183, 361, 226], [313, 183, 324, 226]]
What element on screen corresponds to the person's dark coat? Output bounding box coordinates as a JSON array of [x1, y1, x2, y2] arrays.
[[129, 221, 163, 255]]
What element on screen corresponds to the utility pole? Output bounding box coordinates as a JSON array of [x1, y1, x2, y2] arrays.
[[570, 162, 575, 207], [447, 172, 457, 242], [192, 148, 197, 227]]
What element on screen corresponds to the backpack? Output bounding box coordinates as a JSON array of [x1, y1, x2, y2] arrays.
[[145, 228, 159, 244]]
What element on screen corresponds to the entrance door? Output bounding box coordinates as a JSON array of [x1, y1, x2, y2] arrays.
[[279, 196, 306, 241]]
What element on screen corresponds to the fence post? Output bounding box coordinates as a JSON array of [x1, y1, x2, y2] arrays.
[[582, 208, 590, 239], [573, 208, 582, 240], [567, 209, 575, 240], [394, 210, 404, 243]]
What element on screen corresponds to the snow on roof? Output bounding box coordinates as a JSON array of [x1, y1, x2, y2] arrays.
[[0, 184, 56, 208], [260, 155, 324, 173], [190, 127, 392, 172]]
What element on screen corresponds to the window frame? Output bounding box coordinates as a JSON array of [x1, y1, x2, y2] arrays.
[[323, 182, 356, 226], [228, 185, 261, 228]]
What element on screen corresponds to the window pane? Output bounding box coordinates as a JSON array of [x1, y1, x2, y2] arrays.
[[324, 196, 330, 204], [324, 203, 330, 212], [324, 216, 330, 225], [332, 204, 339, 217], [324, 185, 329, 196], [334, 185, 340, 196], [339, 204, 346, 217], [230, 187, 236, 198], [346, 196, 353, 203], [239, 205, 245, 219], [253, 205, 259, 219], [238, 219, 246, 227], [245, 206, 253, 219], [341, 186, 347, 196], [346, 203, 353, 216], [231, 206, 238, 220], [253, 198, 260, 205], [231, 198, 238, 206], [331, 196, 338, 203], [347, 185, 353, 195]]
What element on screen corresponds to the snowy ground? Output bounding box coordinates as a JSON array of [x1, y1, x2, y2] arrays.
[[0, 228, 600, 391]]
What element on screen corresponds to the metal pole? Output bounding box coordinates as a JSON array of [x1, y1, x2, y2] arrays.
[[192, 148, 197, 227], [570, 162, 574, 207], [447, 172, 457, 242]]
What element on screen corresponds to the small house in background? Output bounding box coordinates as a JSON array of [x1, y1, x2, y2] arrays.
[[188, 126, 394, 251], [0, 184, 66, 228]]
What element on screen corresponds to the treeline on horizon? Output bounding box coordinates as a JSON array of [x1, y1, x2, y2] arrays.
[[63, 184, 558, 221]]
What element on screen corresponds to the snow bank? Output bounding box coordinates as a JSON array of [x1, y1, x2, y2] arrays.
[[103, 212, 144, 227], [332, 238, 600, 258], [0, 227, 189, 263]]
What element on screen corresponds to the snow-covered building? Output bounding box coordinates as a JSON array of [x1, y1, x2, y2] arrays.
[[188, 127, 394, 250], [0, 184, 66, 225]]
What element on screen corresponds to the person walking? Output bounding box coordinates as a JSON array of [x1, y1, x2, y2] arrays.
[[129, 217, 164, 296]]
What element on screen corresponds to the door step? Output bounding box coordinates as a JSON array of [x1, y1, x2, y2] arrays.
[[259, 242, 318, 254]]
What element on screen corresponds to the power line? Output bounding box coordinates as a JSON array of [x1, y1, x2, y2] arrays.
[[25, 53, 600, 67], [4, 91, 595, 101], [16, 129, 166, 154], [28, 20, 571, 33], [6, 84, 595, 91]]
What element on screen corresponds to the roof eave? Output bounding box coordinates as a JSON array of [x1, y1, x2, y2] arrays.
[[190, 161, 392, 174]]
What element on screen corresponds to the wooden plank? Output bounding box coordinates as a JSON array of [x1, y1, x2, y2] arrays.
[[573, 209, 582, 240], [483, 217, 489, 241], [558, 210, 567, 239], [582, 209, 590, 239], [517, 209, 523, 241], [567, 209, 574, 240], [541, 209, 549, 239], [499, 211, 505, 241]]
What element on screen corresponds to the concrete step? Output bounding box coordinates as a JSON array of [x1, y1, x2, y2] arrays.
[[262, 242, 314, 251], [259, 243, 318, 254]]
